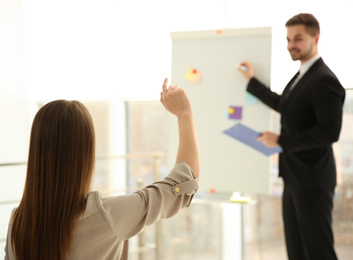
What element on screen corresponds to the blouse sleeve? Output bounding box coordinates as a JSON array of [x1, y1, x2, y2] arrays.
[[96, 161, 199, 240], [4, 209, 16, 260], [4, 226, 9, 260]]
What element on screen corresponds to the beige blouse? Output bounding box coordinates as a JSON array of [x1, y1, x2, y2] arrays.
[[4, 161, 199, 260]]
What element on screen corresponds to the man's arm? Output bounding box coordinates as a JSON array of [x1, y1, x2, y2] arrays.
[[238, 61, 281, 148], [238, 61, 281, 112]]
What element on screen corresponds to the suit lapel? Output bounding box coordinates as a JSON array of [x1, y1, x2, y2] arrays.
[[282, 71, 300, 99], [280, 58, 324, 109]]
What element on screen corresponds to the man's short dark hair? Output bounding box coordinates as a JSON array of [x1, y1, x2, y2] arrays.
[[285, 13, 320, 36]]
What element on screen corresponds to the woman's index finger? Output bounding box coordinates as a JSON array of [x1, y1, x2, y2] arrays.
[[162, 78, 168, 93]]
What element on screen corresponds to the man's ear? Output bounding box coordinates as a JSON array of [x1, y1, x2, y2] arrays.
[[314, 33, 320, 44]]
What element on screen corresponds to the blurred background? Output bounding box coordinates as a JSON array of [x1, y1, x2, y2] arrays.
[[1, 0, 352, 259]]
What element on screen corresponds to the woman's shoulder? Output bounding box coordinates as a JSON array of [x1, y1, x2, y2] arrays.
[[79, 191, 101, 220]]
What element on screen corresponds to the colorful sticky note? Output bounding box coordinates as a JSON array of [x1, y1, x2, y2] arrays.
[[228, 106, 242, 120], [246, 92, 258, 104], [184, 68, 202, 83], [229, 195, 252, 204]]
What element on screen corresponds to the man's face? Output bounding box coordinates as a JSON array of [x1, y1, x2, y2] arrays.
[[286, 25, 318, 63]]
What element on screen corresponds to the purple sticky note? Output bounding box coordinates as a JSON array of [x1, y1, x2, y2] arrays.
[[228, 106, 242, 120]]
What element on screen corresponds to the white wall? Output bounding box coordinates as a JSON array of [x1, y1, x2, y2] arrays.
[[16, 0, 353, 102]]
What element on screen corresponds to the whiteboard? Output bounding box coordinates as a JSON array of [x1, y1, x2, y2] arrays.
[[168, 27, 273, 194]]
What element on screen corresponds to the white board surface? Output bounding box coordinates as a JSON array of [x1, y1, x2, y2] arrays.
[[169, 27, 272, 194]]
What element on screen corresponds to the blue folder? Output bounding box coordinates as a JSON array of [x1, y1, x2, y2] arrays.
[[223, 123, 282, 156]]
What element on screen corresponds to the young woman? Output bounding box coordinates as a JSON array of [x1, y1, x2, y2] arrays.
[[4, 78, 199, 260]]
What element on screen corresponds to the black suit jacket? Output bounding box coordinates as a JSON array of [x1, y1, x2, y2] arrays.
[[247, 58, 345, 189]]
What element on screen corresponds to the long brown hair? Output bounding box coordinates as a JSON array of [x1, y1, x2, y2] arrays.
[[11, 100, 95, 260]]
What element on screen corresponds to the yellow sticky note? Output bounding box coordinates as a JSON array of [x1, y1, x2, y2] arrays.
[[184, 68, 202, 83]]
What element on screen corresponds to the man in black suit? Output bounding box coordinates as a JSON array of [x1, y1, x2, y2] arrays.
[[238, 13, 345, 260]]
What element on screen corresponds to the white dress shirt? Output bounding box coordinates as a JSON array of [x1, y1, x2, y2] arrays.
[[289, 54, 321, 91]]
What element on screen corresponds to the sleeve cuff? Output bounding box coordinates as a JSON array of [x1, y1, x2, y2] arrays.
[[172, 178, 199, 196]]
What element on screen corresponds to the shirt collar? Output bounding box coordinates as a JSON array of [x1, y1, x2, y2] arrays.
[[299, 54, 321, 76]]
